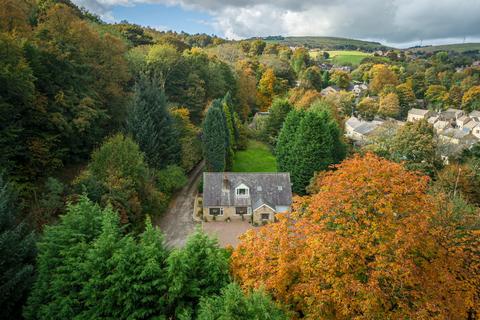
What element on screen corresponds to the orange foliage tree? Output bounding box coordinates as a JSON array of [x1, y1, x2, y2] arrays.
[[232, 153, 479, 319]]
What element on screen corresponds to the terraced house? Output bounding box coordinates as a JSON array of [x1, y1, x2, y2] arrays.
[[202, 172, 292, 224]]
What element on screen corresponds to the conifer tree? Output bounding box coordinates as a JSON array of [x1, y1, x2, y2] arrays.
[[203, 100, 227, 172], [0, 175, 36, 319], [24, 197, 105, 320], [276, 110, 306, 173], [276, 109, 346, 194], [167, 230, 230, 318], [127, 76, 181, 169], [198, 283, 288, 320]]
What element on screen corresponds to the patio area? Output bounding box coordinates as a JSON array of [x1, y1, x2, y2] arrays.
[[202, 220, 256, 247]]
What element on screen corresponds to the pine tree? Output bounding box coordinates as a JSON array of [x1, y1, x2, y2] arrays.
[[127, 76, 181, 169], [167, 230, 230, 318], [203, 100, 227, 172], [0, 175, 36, 319]]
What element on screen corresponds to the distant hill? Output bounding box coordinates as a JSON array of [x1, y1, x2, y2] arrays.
[[261, 36, 391, 52], [407, 43, 480, 53]]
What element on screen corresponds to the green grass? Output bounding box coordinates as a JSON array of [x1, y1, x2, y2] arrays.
[[264, 36, 390, 51], [407, 43, 480, 53], [232, 140, 277, 172], [310, 50, 372, 66]]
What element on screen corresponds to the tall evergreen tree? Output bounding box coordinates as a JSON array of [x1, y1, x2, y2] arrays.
[[276, 109, 346, 195], [203, 100, 227, 172], [24, 197, 105, 320], [276, 110, 306, 173], [167, 230, 231, 318], [264, 98, 293, 145], [127, 76, 181, 169], [0, 175, 36, 320]]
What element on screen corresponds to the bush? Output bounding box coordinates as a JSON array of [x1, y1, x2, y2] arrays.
[[156, 165, 187, 196]]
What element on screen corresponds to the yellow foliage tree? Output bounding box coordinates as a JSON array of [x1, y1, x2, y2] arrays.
[[232, 154, 479, 319], [369, 64, 399, 94], [257, 68, 277, 111]]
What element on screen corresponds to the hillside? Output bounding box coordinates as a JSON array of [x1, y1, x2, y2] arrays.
[[262, 36, 390, 51], [407, 42, 480, 53]]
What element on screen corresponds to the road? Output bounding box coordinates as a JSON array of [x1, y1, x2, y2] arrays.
[[155, 160, 204, 248]]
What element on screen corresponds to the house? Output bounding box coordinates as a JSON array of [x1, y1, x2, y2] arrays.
[[473, 125, 480, 139], [472, 61, 480, 67], [463, 120, 479, 133], [407, 108, 433, 122], [202, 173, 292, 225], [457, 115, 471, 128], [444, 108, 464, 120], [433, 120, 452, 133], [345, 116, 384, 143], [439, 128, 478, 146], [469, 110, 480, 118], [320, 85, 340, 96]]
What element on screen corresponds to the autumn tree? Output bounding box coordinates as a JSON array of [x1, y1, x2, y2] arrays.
[[462, 85, 480, 112], [290, 47, 310, 76], [232, 154, 479, 319], [299, 66, 322, 91], [378, 92, 400, 118], [357, 96, 379, 120], [330, 69, 351, 89], [170, 107, 203, 171], [396, 83, 416, 119], [369, 64, 399, 94], [425, 84, 449, 110], [390, 119, 439, 176], [257, 68, 277, 111]]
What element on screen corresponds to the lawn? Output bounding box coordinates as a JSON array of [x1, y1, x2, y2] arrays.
[[232, 140, 277, 172]]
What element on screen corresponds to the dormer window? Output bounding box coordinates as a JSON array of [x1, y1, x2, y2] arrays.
[[235, 183, 250, 197]]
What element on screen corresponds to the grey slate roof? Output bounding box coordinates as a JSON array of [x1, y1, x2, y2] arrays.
[[408, 108, 430, 116], [203, 172, 292, 210]]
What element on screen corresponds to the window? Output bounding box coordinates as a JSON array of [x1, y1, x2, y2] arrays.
[[261, 213, 270, 220], [236, 188, 249, 196], [236, 207, 248, 215], [257, 186, 262, 191], [209, 208, 223, 216]]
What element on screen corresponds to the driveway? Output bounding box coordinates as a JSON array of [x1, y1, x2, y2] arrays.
[[155, 160, 204, 248], [202, 221, 255, 248]]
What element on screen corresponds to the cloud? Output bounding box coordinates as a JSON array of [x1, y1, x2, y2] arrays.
[[71, 0, 480, 47]]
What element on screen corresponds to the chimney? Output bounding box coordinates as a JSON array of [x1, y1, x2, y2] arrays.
[[222, 173, 229, 190]]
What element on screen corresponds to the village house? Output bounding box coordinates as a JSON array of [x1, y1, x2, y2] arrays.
[[345, 116, 385, 143], [407, 108, 433, 122], [202, 172, 292, 225]]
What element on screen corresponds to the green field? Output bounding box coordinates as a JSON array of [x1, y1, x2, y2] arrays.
[[264, 36, 389, 51], [232, 140, 277, 172], [310, 50, 372, 66], [407, 43, 480, 53]]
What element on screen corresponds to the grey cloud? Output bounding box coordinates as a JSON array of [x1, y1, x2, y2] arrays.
[[71, 0, 480, 46]]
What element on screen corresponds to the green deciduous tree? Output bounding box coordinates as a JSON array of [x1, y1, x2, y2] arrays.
[[127, 76, 181, 169], [264, 99, 293, 145], [0, 175, 36, 319]]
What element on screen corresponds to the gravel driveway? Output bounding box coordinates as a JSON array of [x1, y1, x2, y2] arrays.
[[155, 160, 204, 248]]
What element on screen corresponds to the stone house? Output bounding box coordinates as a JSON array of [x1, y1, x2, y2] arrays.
[[407, 108, 433, 122], [345, 116, 385, 143], [202, 173, 292, 225]]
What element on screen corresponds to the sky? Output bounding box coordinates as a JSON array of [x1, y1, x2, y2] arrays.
[[72, 0, 480, 48]]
